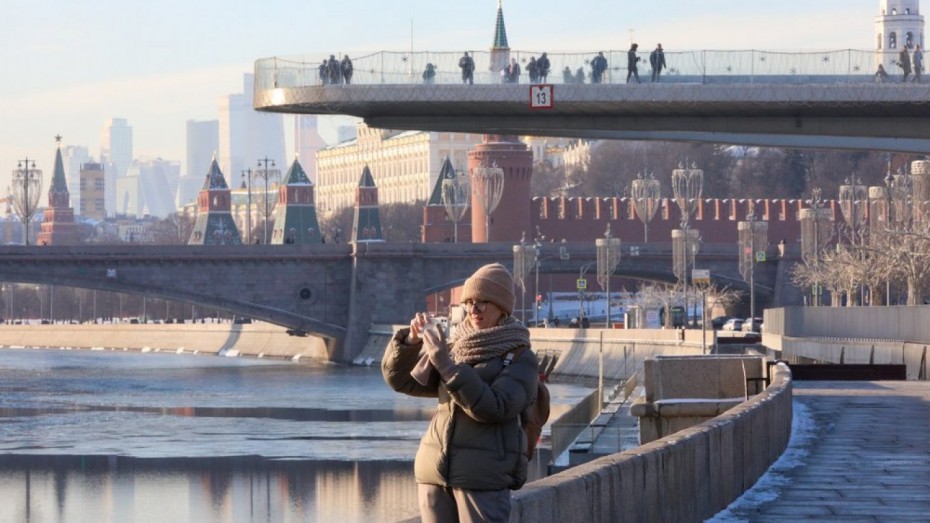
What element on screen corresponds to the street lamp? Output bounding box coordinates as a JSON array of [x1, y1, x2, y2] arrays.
[[671, 162, 703, 326], [800, 187, 834, 306], [838, 176, 867, 305], [513, 232, 536, 324], [11, 158, 42, 245], [631, 172, 660, 243], [241, 168, 253, 244], [596, 224, 621, 329], [578, 263, 594, 325], [440, 158, 470, 243], [738, 212, 768, 323], [472, 160, 504, 242], [255, 157, 281, 244]]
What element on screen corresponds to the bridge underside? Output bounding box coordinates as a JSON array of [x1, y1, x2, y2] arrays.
[[256, 83, 930, 153]]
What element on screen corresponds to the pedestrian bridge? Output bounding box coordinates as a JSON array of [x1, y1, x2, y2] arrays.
[[254, 48, 930, 152]]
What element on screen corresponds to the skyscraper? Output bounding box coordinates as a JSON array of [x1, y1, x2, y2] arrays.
[[62, 145, 90, 215], [182, 119, 219, 207], [100, 118, 133, 217], [218, 74, 285, 185], [295, 115, 326, 184]]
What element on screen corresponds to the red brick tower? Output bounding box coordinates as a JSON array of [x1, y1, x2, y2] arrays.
[[468, 135, 533, 243], [37, 136, 80, 245]]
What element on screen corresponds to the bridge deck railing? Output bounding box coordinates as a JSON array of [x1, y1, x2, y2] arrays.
[[256, 49, 898, 90]]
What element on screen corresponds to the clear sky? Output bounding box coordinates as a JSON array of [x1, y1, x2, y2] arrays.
[[0, 0, 876, 195]]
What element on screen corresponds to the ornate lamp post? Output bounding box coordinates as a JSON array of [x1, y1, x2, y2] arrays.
[[838, 176, 868, 306], [472, 161, 504, 242], [11, 158, 42, 245], [596, 225, 622, 328], [838, 176, 868, 243], [671, 162, 703, 326], [440, 161, 470, 243], [255, 157, 280, 244], [631, 172, 660, 243], [800, 187, 833, 306], [241, 168, 253, 244], [738, 212, 768, 322]]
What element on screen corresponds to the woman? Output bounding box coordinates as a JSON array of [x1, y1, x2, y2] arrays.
[[382, 263, 538, 523]]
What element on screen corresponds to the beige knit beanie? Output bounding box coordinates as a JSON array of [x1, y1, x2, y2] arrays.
[[461, 263, 515, 315]]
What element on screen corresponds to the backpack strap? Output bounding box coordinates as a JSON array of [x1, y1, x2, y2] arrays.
[[503, 346, 527, 367]]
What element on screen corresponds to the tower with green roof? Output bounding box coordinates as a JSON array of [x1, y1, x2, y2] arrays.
[[188, 156, 242, 245], [490, 0, 511, 80], [351, 165, 384, 243], [271, 156, 321, 244]]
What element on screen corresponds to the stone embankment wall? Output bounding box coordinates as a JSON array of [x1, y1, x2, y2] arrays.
[[509, 363, 793, 523]]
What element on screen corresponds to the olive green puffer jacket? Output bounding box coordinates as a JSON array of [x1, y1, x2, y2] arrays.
[[382, 327, 539, 491]]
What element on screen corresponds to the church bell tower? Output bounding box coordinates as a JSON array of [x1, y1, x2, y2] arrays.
[[876, 0, 925, 69]]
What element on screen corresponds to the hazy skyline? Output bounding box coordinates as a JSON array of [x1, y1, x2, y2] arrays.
[[0, 0, 877, 197]]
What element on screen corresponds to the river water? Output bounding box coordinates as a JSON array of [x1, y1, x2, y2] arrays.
[[0, 347, 591, 523]]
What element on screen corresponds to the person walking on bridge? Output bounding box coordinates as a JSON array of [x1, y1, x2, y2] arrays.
[[627, 43, 641, 83], [459, 52, 475, 85], [650, 43, 666, 82], [899, 46, 912, 82], [590, 51, 608, 83], [913, 45, 923, 83], [382, 263, 539, 523], [537, 52, 551, 82]]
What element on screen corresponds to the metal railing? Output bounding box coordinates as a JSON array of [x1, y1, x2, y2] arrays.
[[255, 49, 907, 90]]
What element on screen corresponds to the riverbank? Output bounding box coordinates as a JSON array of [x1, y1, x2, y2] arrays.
[[0, 322, 330, 361], [0, 322, 715, 382]]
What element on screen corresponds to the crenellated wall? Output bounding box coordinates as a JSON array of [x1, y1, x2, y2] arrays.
[[424, 195, 844, 245], [531, 196, 842, 245]]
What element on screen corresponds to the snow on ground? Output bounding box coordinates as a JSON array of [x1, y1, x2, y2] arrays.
[[705, 399, 816, 522]]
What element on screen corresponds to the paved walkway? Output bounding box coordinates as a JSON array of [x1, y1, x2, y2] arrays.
[[710, 381, 930, 522]]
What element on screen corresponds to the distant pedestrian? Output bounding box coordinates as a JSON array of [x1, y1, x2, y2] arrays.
[[319, 60, 329, 85], [575, 67, 585, 84], [590, 51, 608, 83], [627, 43, 641, 83], [422, 63, 436, 84], [875, 64, 890, 83], [913, 45, 923, 82], [899, 47, 912, 82], [649, 43, 666, 82], [507, 58, 521, 83], [527, 56, 539, 83], [537, 52, 551, 82], [327, 54, 342, 85], [562, 66, 573, 84], [459, 52, 475, 84], [341, 55, 354, 85]]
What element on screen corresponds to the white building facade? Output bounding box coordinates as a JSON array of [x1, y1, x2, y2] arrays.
[[315, 123, 483, 213]]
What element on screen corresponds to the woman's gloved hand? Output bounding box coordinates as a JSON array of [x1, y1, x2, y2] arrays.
[[422, 321, 456, 380]]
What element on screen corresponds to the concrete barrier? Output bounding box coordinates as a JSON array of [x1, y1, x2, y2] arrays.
[[508, 363, 792, 523], [631, 355, 767, 444]]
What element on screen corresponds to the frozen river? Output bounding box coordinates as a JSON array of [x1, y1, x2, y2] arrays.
[[0, 347, 591, 523]]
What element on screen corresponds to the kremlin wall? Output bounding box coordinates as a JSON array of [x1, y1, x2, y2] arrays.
[[422, 135, 839, 246]]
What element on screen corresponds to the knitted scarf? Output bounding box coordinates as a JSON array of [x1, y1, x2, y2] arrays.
[[448, 316, 531, 365]]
